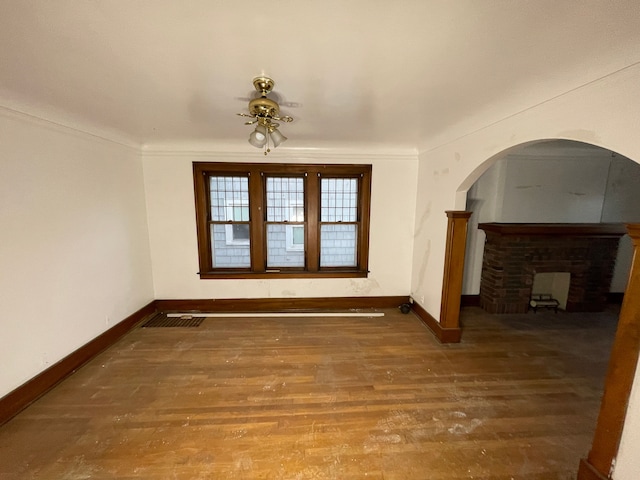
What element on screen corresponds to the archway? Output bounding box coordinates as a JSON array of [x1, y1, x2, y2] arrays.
[[450, 139, 640, 479]]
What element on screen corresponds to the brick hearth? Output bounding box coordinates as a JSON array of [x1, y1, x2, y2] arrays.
[[478, 223, 626, 314]]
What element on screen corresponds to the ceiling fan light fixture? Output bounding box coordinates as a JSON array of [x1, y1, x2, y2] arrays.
[[248, 127, 267, 148], [270, 128, 287, 147], [248, 124, 268, 147], [237, 76, 293, 155]]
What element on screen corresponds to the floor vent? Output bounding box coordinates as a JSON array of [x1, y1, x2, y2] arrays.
[[142, 313, 204, 328]]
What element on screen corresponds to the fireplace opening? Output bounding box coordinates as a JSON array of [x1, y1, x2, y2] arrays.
[[531, 272, 571, 311]]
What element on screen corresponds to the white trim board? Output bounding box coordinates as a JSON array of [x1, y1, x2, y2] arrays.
[[166, 312, 385, 318]]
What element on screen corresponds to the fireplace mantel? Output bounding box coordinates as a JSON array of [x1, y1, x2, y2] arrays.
[[478, 222, 627, 237]]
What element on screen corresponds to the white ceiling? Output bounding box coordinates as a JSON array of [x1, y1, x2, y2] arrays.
[[1, 1, 639, 153]]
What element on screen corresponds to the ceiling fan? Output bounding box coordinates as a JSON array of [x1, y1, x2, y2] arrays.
[[237, 76, 294, 155]]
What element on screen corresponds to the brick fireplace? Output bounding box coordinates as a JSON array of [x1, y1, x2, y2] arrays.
[[477, 223, 626, 314]]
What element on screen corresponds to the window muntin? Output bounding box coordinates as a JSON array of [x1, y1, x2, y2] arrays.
[[193, 163, 371, 278]]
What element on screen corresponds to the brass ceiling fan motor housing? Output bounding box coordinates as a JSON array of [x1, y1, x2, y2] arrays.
[[248, 96, 280, 118], [249, 76, 280, 118]]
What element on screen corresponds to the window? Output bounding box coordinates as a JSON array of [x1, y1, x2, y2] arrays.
[[193, 162, 372, 279], [320, 177, 359, 267], [286, 225, 305, 252], [265, 176, 305, 268], [225, 202, 250, 245], [208, 175, 251, 268]]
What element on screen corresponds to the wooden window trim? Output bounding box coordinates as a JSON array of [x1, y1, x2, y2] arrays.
[[193, 162, 372, 279]]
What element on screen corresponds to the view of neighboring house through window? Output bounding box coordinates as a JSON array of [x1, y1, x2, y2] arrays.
[[266, 176, 305, 268], [320, 177, 358, 267], [193, 162, 371, 279], [209, 175, 250, 268]]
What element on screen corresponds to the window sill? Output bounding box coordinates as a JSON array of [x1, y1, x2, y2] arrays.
[[198, 270, 369, 280]]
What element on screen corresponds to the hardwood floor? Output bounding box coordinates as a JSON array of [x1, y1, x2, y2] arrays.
[[0, 306, 617, 479]]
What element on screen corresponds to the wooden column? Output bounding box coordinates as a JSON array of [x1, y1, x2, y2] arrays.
[[439, 211, 473, 334], [579, 224, 640, 480]]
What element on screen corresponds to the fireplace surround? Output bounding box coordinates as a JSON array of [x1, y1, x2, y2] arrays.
[[478, 223, 626, 314]]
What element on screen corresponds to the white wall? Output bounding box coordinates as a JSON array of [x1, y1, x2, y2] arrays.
[[410, 62, 640, 479], [142, 152, 418, 300], [602, 156, 640, 292], [462, 158, 505, 295], [499, 147, 609, 222], [0, 109, 154, 398], [461, 142, 640, 295]]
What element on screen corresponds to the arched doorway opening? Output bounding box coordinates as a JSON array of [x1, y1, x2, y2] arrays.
[[461, 140, 638, 311], [448, 139, 640, 479]]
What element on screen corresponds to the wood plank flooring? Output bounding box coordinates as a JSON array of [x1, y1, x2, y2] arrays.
[[0, 306, 618, 479]]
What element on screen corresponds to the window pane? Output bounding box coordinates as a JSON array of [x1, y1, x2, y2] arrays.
[[266, 176, 304, 222], [209, 176, 249, 221], [267, 224, 305, 267], [320, 224, 357, 267], [321, 178, 358, 222], [232, 206, 249, 222], [232, 224, 250, 240], [292, 226, 304, 245], [210, 224, 250, 268]]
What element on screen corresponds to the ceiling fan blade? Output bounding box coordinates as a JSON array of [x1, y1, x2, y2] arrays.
[[235, 94, 301, 108], [280, 101, 302, 108]]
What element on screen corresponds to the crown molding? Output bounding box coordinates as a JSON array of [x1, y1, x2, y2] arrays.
[[0, 104, 419, 161], [141, 145, 418, 162], [0, 104, 140, 152]]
